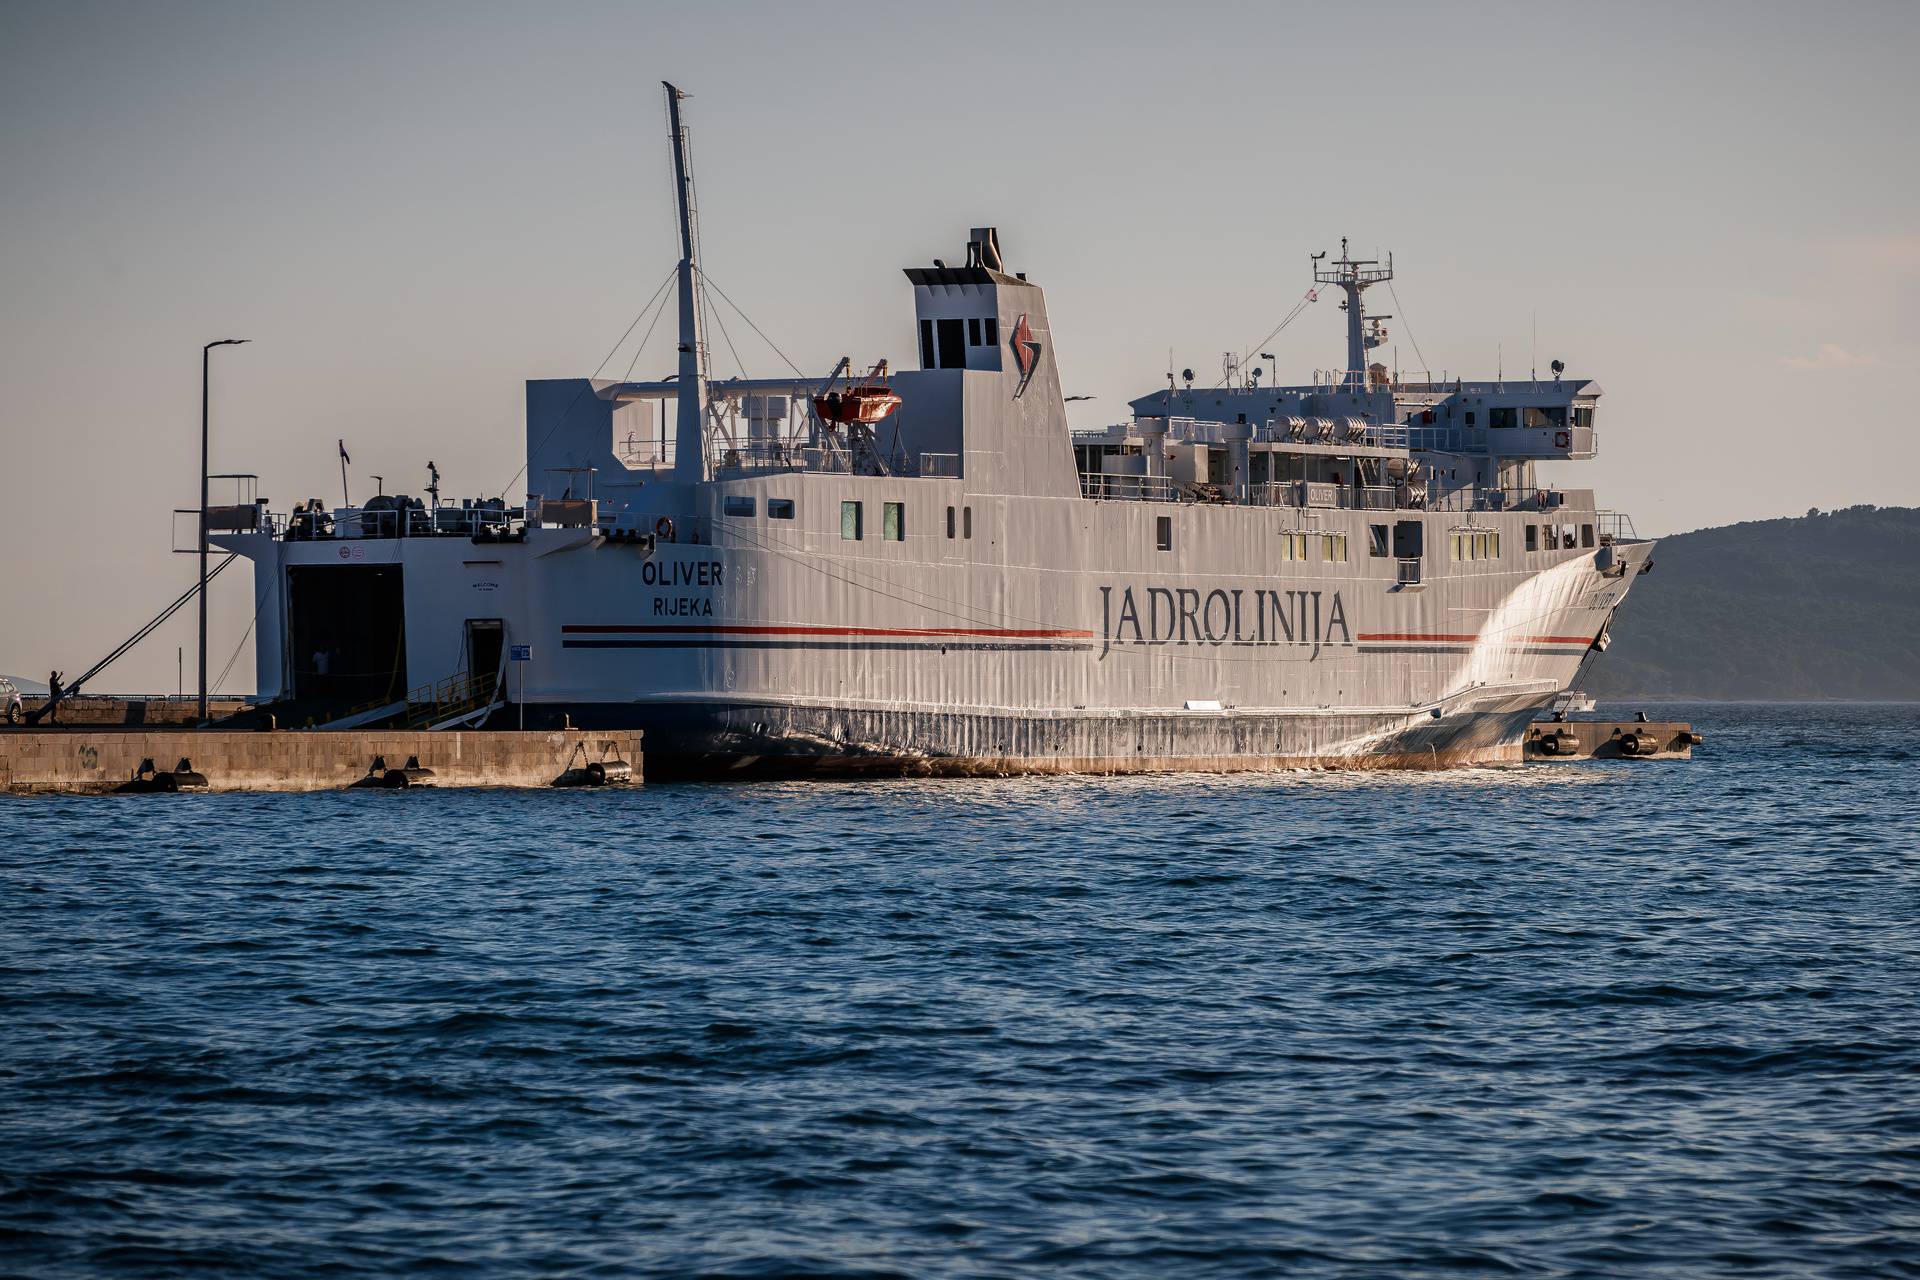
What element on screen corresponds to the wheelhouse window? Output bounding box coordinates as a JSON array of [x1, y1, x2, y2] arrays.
[[937, 318, 966, 368], [1523, 406, 1568, 429], [1488, 407, 1517, 429], [883, 502, 905, 541], [768, 499, 795, 520], [841, 500, 862, 540], [918, 319, 935, 370], [1573, 405, 1595, 430], [984, 317, 998, 345], [1156, 515, 1172, 552], [722, 496, 755, 517]]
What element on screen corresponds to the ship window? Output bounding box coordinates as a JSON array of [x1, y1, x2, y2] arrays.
[[768, 499, 795, 519], [1574, 405, 1594, 429], [1525, 525, 1538, 552], [1156, 515, 1172, 552], [723, 496, 755, 518], [946, 505, 956, 538], [1523, 406, 1567, 429], [841, 500, 862, 540], [919, 319, 935, 370], [1464, 410, 1476, 427], [1581, 524, 1595, 548], [1451, 532, 1465, 562], [968, 318, 982, 346], [984, 317, 998, 345], [1368, 524, 1390, 558], [1489, 531, 1500, 558], [937, 318, 966, 369], [1321, 533, 1347, 562], [1489, 407, 1517, 428], [883, 501, 905, 541], [963, 506, 973, 539]]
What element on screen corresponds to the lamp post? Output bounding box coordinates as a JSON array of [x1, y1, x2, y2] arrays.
[[200, 338, 248, 724]]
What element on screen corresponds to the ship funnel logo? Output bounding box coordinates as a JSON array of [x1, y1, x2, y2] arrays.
[[1010, 313, 1042, 398]]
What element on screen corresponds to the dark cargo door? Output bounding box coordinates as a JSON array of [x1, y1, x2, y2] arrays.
[[287, 565, 407, 706]]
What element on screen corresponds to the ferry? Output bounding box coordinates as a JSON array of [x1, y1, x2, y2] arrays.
[[215, 84, 1654, 773]]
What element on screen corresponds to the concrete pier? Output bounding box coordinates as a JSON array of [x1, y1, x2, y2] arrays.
[[14, 696, 249, 726], [0, 729, 641, 794], [1525, 719, 1699, 761]]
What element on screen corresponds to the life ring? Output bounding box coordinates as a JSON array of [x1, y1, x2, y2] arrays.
[[1553, 429, 1571, 449], [654, 516, 675, 541]]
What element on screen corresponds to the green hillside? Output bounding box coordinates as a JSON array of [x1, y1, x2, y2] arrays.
[[1588, 506, 1920, 701]]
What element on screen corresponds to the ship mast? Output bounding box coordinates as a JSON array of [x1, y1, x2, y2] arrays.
[[1314, 237, 1393, 388], [664, 82, 709, 483]]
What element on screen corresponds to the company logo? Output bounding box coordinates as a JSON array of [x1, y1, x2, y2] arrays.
[[1098, 584, 1353, 659], [1010, 313, 1042, 397]]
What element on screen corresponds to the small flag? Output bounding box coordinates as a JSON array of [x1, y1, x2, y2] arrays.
[[338, 439, 351, 464]]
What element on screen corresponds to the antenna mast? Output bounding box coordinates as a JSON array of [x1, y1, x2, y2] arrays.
[[664, 82, 709, 483], [1313, 236, 1393, 389]]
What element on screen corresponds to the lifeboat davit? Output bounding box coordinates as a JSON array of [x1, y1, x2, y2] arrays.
[[812, 359, 901, 426], [812, 385, 902, 426]]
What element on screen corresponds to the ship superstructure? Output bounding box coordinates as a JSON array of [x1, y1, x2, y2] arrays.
[[215, 85, 1653, 772]]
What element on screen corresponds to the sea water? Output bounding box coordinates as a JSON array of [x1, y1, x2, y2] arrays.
[[2, 703, 1916, 1277]]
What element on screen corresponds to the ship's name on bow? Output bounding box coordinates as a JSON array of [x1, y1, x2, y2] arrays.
[[1099, 586, 1352, 659]]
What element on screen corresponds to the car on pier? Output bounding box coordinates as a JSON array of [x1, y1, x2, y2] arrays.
[[1, 677, 21, 725]]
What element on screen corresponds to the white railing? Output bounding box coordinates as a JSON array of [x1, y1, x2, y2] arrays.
[[1080, 473, 1181, 503]]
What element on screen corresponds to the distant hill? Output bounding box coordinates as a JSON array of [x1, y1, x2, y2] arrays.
[[1589, 506, 1920, 701]]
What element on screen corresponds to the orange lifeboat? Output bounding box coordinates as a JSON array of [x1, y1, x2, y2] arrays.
[[812, 360, 901, 426]]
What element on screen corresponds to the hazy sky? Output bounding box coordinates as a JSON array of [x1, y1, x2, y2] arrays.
[[2, 0, 1915, 692]]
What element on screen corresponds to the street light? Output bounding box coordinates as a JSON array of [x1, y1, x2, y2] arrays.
[[200, 338, 248, 724]]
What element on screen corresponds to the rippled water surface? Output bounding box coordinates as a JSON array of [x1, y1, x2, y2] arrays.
[[3, 703, 1918, 1278]]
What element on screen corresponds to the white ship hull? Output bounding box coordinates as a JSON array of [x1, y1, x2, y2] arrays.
[[233, 483, 1649, 774]]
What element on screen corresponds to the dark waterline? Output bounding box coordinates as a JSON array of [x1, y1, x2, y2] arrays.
[[2, 702, 1916, 1278]]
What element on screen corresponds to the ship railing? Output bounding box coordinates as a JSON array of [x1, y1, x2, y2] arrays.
[[1596, 510, 1638, 544], [706, 441, 950, 479], [711, 441, 811, 473], [278, 501, 523, 541], [1079, 473, 1182, 503], [403, 670, 498, 728], [597, 509, 711, 545], [1417, 487, 1569, 514], [1244, 481, 1399, 510]]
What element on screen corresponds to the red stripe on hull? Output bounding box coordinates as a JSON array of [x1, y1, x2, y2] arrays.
[[562, 623, 1096, 639]]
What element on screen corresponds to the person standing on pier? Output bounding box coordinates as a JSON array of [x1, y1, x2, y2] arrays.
[[45, 671, 63, 724]]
